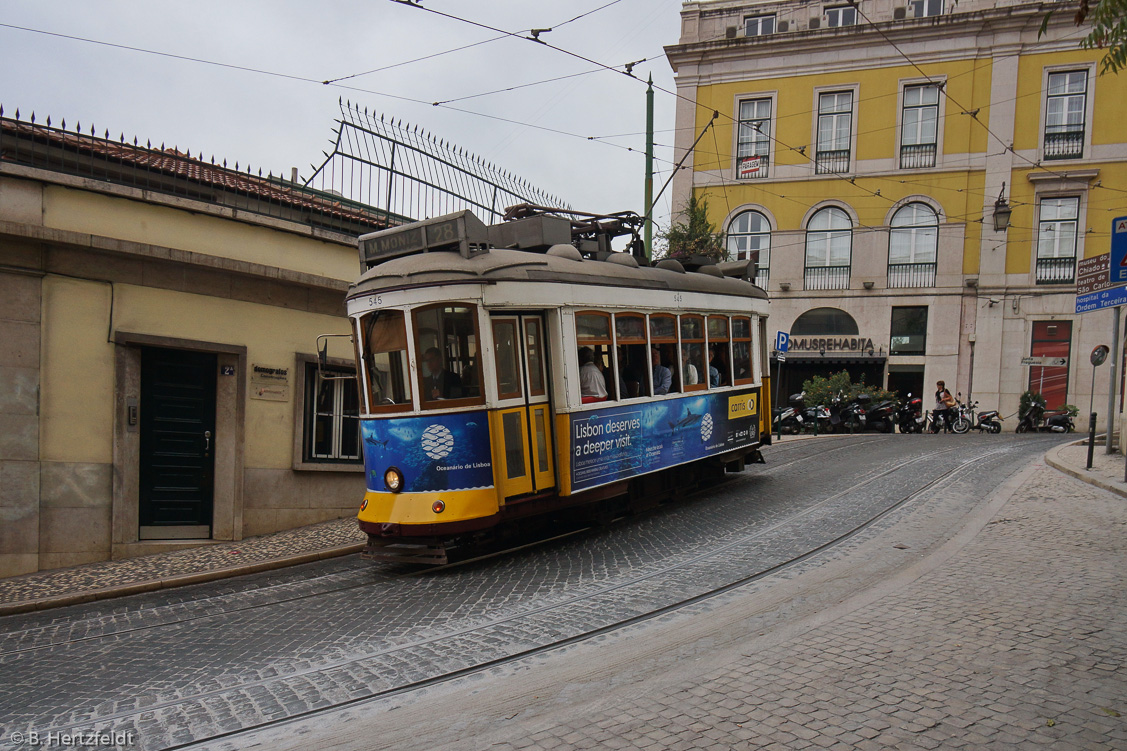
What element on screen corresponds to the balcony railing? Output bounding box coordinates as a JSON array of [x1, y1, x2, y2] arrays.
[[1044, 130, 1083, 160], [736, 153, 770, 179], [804, 265, 850, 290], [814, 149, 850, 175], [899, 143, 936, 169], [1035, 256, 1076, 284], [887, 262, 936, 288]]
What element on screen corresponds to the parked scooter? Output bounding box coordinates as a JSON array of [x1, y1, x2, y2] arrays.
[[966, 401, 1003, 433], [801, 402, 832, 433], [773, 406, 800, 435], [897, 393, 925, 433], [864, 398, 897, 433], [836, 393, 869, 433], [1015, 403, 1075, 433]]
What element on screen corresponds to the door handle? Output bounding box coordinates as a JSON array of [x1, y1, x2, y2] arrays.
[[204, 430, 211, 451]]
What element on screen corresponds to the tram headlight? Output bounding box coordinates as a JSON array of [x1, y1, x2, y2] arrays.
[[383, 467, 404, 493], [431, 500, 446, 514]]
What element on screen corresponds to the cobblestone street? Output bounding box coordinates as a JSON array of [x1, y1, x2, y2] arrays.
[[2, 434, 1123, 750], [213, 440, 1127, 751]]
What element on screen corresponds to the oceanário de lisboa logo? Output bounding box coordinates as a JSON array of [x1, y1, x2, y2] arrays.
[[700, 413, 713, 442], [421, 424, 455, 460]]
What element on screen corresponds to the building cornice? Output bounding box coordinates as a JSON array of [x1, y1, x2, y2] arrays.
[[667, 3, 1083, 78]]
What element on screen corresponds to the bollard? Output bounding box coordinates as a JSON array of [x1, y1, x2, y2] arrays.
[[1087, 412, 1097, 470]]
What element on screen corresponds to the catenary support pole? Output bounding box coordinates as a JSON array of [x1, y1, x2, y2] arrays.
[[1109, 306, 1120, 455], [644, 75, 654, 262]]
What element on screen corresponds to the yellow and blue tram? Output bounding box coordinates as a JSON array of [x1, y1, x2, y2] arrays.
[[347, 208, 771, 563]]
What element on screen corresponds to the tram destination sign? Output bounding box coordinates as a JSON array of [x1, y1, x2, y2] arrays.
[[359, 211, 489, 268]]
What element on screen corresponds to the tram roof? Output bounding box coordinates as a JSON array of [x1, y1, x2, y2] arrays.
[[349, 246, 768, 302]]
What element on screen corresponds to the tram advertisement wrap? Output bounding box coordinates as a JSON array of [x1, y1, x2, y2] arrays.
[[569, 389, 759, 492], [361, 411, 494, 493]]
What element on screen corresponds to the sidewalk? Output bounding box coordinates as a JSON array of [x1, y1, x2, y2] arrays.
[[0, 517, 365, 616], [0, 437, 1122, 618]]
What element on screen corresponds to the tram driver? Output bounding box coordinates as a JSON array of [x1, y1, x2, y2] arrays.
[[422, 347, 463, 400]]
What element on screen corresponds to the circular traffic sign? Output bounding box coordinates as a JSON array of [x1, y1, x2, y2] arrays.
[[1091, 344, 1110, 366]]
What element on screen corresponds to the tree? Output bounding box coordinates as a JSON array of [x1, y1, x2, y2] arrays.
[[1043, 0, 1127, 74], [799, 370, 899, 410], [656, 192, 725, 262]]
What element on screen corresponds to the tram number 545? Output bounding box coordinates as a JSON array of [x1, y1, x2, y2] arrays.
[[673, 293, 683, 303], [367, 295, 384, 307]]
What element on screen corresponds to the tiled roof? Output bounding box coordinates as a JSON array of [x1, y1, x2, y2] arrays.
[[0, 115, 395, 232]]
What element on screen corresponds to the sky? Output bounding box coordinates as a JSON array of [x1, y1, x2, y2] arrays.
[[1, 0, 686, 231]]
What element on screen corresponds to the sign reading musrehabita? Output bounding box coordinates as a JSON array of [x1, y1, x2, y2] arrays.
[[569, 389, 760, 492], [361, 411, 493, 494]]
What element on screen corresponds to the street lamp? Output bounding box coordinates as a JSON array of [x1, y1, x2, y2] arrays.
[[992, 182, 1012, 232]]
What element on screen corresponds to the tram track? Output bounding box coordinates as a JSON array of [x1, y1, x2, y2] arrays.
[[0, 436, 871, 659], [9, 438, 1037, 751]]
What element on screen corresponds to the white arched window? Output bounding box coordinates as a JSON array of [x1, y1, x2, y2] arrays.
[[888, 203, 938, 287], [727, 210, 771, 287], [804, 207, 851, 290]]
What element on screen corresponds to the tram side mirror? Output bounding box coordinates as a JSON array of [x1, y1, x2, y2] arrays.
[[315, 333, 356, 381]]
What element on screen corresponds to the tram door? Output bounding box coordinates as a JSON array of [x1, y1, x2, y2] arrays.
[[491, 315, 555, 500]]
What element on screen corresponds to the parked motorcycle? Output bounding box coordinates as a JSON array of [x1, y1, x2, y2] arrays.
[[1015, 403, 1075, 433], [897, 393, 925, 433], [950, 394, 973, 434]]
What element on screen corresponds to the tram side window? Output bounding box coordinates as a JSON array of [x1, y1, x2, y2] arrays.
[[414, 304, 484, 407], [576, 312, 614, 402], [615, 313, 650, 398], [649, 314, 677, 395], [359, 310, 412, 410], [680, 315, 707, 392], [707, 316, 732, 388], [732, 317, 754, 384]]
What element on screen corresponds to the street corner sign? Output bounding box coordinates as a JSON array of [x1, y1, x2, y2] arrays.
[[1076, 284, 1127, 314], [1076, 253, 1110, 295], [1114, 215, 1127, 285]]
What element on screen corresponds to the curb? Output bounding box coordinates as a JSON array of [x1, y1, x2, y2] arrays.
[[0, 542, 365, 617], [1044, 440, 1127, 500]]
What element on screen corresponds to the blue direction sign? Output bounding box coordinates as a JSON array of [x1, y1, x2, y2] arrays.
[[1114, 216, 1127, 285], [1076, 284, 1127, 313], [776, 331, 790, 353]]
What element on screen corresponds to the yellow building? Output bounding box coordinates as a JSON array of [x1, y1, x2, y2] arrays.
[[0, 116, 393, 577], [666, 0, 1127, 428]]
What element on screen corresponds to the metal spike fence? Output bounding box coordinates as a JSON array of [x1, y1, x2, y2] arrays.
[[305, 100, 569, 224], [0, 106, 397, 237]]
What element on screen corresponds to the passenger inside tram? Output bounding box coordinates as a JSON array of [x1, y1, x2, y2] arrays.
[[652, 346, 673, 395], [616, 344, 649, 398], [579, 346, 608, 402]]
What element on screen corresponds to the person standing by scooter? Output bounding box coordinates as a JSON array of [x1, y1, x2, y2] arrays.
[[932, 380, 956, 433]]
